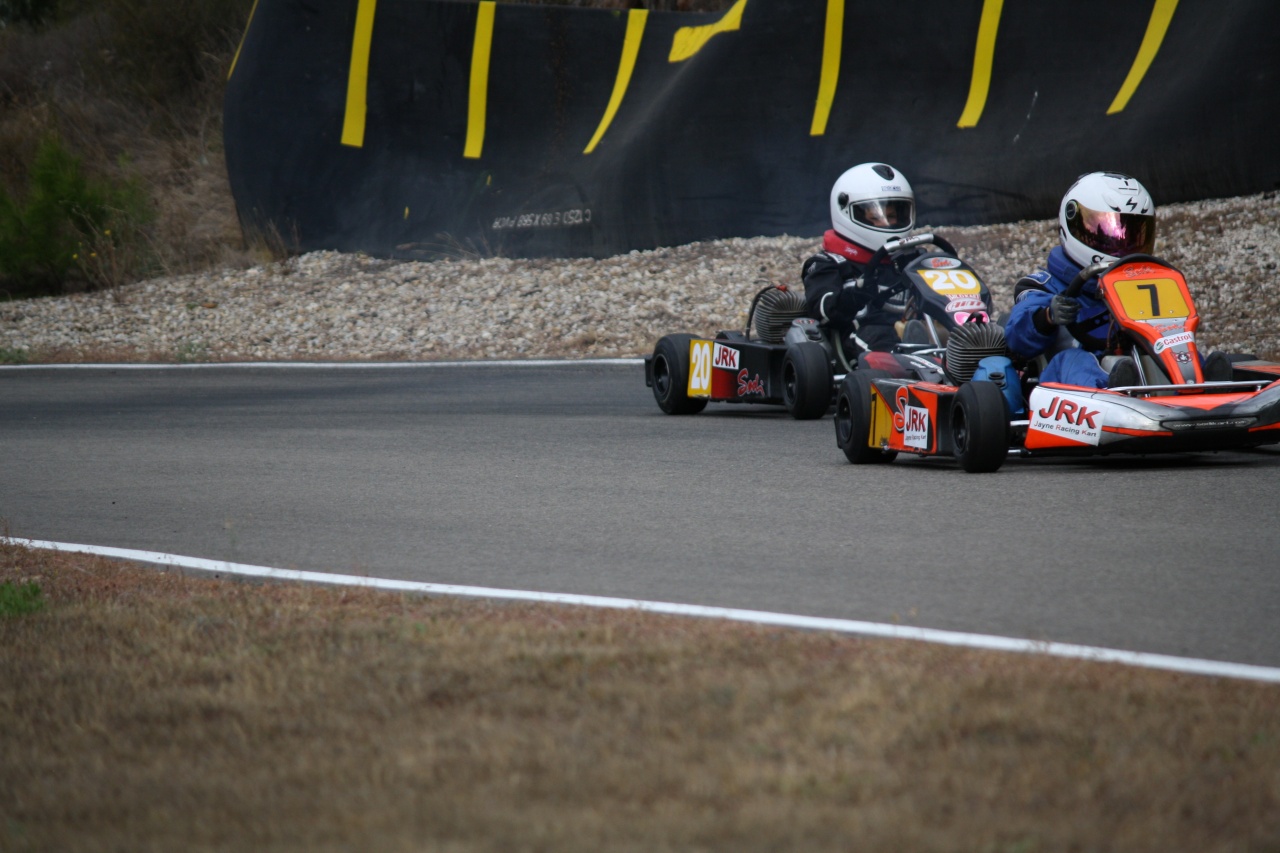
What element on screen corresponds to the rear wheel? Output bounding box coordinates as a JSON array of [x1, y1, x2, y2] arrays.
[[952, 381, 1008, 472], [651, 334, 708, 415], [782, 341, 833, 420], [834, 369, 897, 464]]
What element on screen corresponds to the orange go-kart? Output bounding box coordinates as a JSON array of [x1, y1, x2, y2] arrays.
[[834, 254, 1280, 472]]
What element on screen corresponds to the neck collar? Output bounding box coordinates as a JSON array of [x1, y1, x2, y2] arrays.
[[823, 230, 879, 264]]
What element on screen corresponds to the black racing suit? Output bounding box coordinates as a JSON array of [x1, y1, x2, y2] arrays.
[[801, 229, 904, 355]]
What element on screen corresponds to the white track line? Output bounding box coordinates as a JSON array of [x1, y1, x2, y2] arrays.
[[9, 537, 1280, 684], [0, 358, 644, 370]]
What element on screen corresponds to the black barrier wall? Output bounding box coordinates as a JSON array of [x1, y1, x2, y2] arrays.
[[223, 0, 1280, 259]]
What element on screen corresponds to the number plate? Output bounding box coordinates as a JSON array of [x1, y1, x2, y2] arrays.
[[917, 267, 982, 294], [687, 339, 714, 397], [1110, 278, 1190, 320]]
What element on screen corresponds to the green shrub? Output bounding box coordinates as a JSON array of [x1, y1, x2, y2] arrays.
[[0, 134, 154, 297], [0, 580, 44, 616]]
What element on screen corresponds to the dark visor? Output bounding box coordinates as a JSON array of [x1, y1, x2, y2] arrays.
[[1069, 205, 1155, 258]]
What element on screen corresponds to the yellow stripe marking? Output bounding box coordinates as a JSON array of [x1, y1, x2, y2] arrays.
[[1108, 0, 1178, 114], [341, 0, 378, 148], [669, 0, 746, 63], [584, 9, 648, 155], [464, 1, 497, 159], [227, 0, 260, 81], [809, 0, 843, 136], [957, 0, 1003, 128]]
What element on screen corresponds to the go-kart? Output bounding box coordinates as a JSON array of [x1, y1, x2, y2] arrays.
[[834, 253, 1280, 472], [644, 233, 996, 418]]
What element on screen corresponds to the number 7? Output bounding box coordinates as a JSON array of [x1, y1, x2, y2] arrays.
[[1137, 283, 1161, 316]]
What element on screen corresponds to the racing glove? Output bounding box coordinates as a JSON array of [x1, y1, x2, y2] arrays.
[[1047, 293, 1080, 326], [829, 284, 868, 323]]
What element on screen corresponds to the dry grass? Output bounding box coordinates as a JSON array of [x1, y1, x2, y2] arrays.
[[2, 541, 1278, 852]]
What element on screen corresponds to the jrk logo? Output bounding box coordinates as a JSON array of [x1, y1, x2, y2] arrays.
[[892, 386, 930, 449], [1037, 396, 1100, 429], [712, 343, 739, 370], [905, 409, 926, 431]]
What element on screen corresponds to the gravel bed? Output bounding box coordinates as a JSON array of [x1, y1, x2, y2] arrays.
[[2, 193, 1277, 363]]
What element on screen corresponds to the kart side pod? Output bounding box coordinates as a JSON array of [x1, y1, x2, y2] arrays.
[[837, 372, 1012, 473]]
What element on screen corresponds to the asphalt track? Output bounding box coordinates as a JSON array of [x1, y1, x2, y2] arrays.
[[3, 361, 1279, 668]]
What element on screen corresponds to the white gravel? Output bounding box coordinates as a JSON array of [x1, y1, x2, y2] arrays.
[[2, 193, 1277, 362]]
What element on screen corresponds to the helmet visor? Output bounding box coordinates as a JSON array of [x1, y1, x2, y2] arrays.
[[1068, 204, 1155, 259], [847, 198, 913, 231]]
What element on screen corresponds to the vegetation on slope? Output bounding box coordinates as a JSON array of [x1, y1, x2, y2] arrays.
[[0, 0, 259, 297]]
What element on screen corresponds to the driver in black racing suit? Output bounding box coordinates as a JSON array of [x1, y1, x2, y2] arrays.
[[802, 162, 916, 357]]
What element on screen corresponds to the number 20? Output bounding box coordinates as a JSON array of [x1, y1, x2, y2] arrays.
[[689, 341, 712, 394], [921, 269, 980, 293]]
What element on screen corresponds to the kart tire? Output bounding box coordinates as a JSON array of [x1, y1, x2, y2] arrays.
[[651, 334, 708, 415], [952, 381, 1008, 473], [834, 369, 897, 464], [782, 341, 833, 420]]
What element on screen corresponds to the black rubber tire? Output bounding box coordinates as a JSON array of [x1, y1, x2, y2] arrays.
[[952, 381, 1009, 473], [651, 334, 708, 415], [834, 369, 897, 464], [782, 341, 833, 420]]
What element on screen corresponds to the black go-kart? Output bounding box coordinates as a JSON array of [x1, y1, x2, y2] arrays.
[[644, 233, 998, 419]]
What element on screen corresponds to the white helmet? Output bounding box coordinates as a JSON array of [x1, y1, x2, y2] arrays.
[[829, 163, 915, 251], [1058, 171, 1156, 267]]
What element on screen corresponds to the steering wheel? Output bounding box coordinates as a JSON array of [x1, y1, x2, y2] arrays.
[[857, 232, 960, 301], [1062, 253, 1170, 298]]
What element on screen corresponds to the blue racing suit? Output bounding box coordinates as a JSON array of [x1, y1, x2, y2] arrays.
[[1005, 246, 1112, 388]]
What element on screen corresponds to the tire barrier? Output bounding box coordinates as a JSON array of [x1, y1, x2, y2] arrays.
[[223, 0, 1280, 260]]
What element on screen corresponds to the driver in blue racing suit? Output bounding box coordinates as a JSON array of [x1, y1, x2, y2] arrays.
[[1006, 172, 1156, 388], [1007, 171, 1233, 388]]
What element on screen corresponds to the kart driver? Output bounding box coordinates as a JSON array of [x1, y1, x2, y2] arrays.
[[801, 163, 915, 356], [1005, 171, 1232, 388]]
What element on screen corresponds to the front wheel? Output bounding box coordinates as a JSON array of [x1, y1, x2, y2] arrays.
[[651, 334, 708, 415], [952, 381, 1008, 473], [782, 341, 833, 420], [834, 369, 897, 464]]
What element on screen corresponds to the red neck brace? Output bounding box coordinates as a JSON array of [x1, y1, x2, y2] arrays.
[[822, 230, 881, 265]]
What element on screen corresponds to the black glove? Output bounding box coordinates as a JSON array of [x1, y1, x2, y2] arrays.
[[858, 264, 884, 294], [830, 284, 867, 322], [1047, 293, 1080, 326]]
